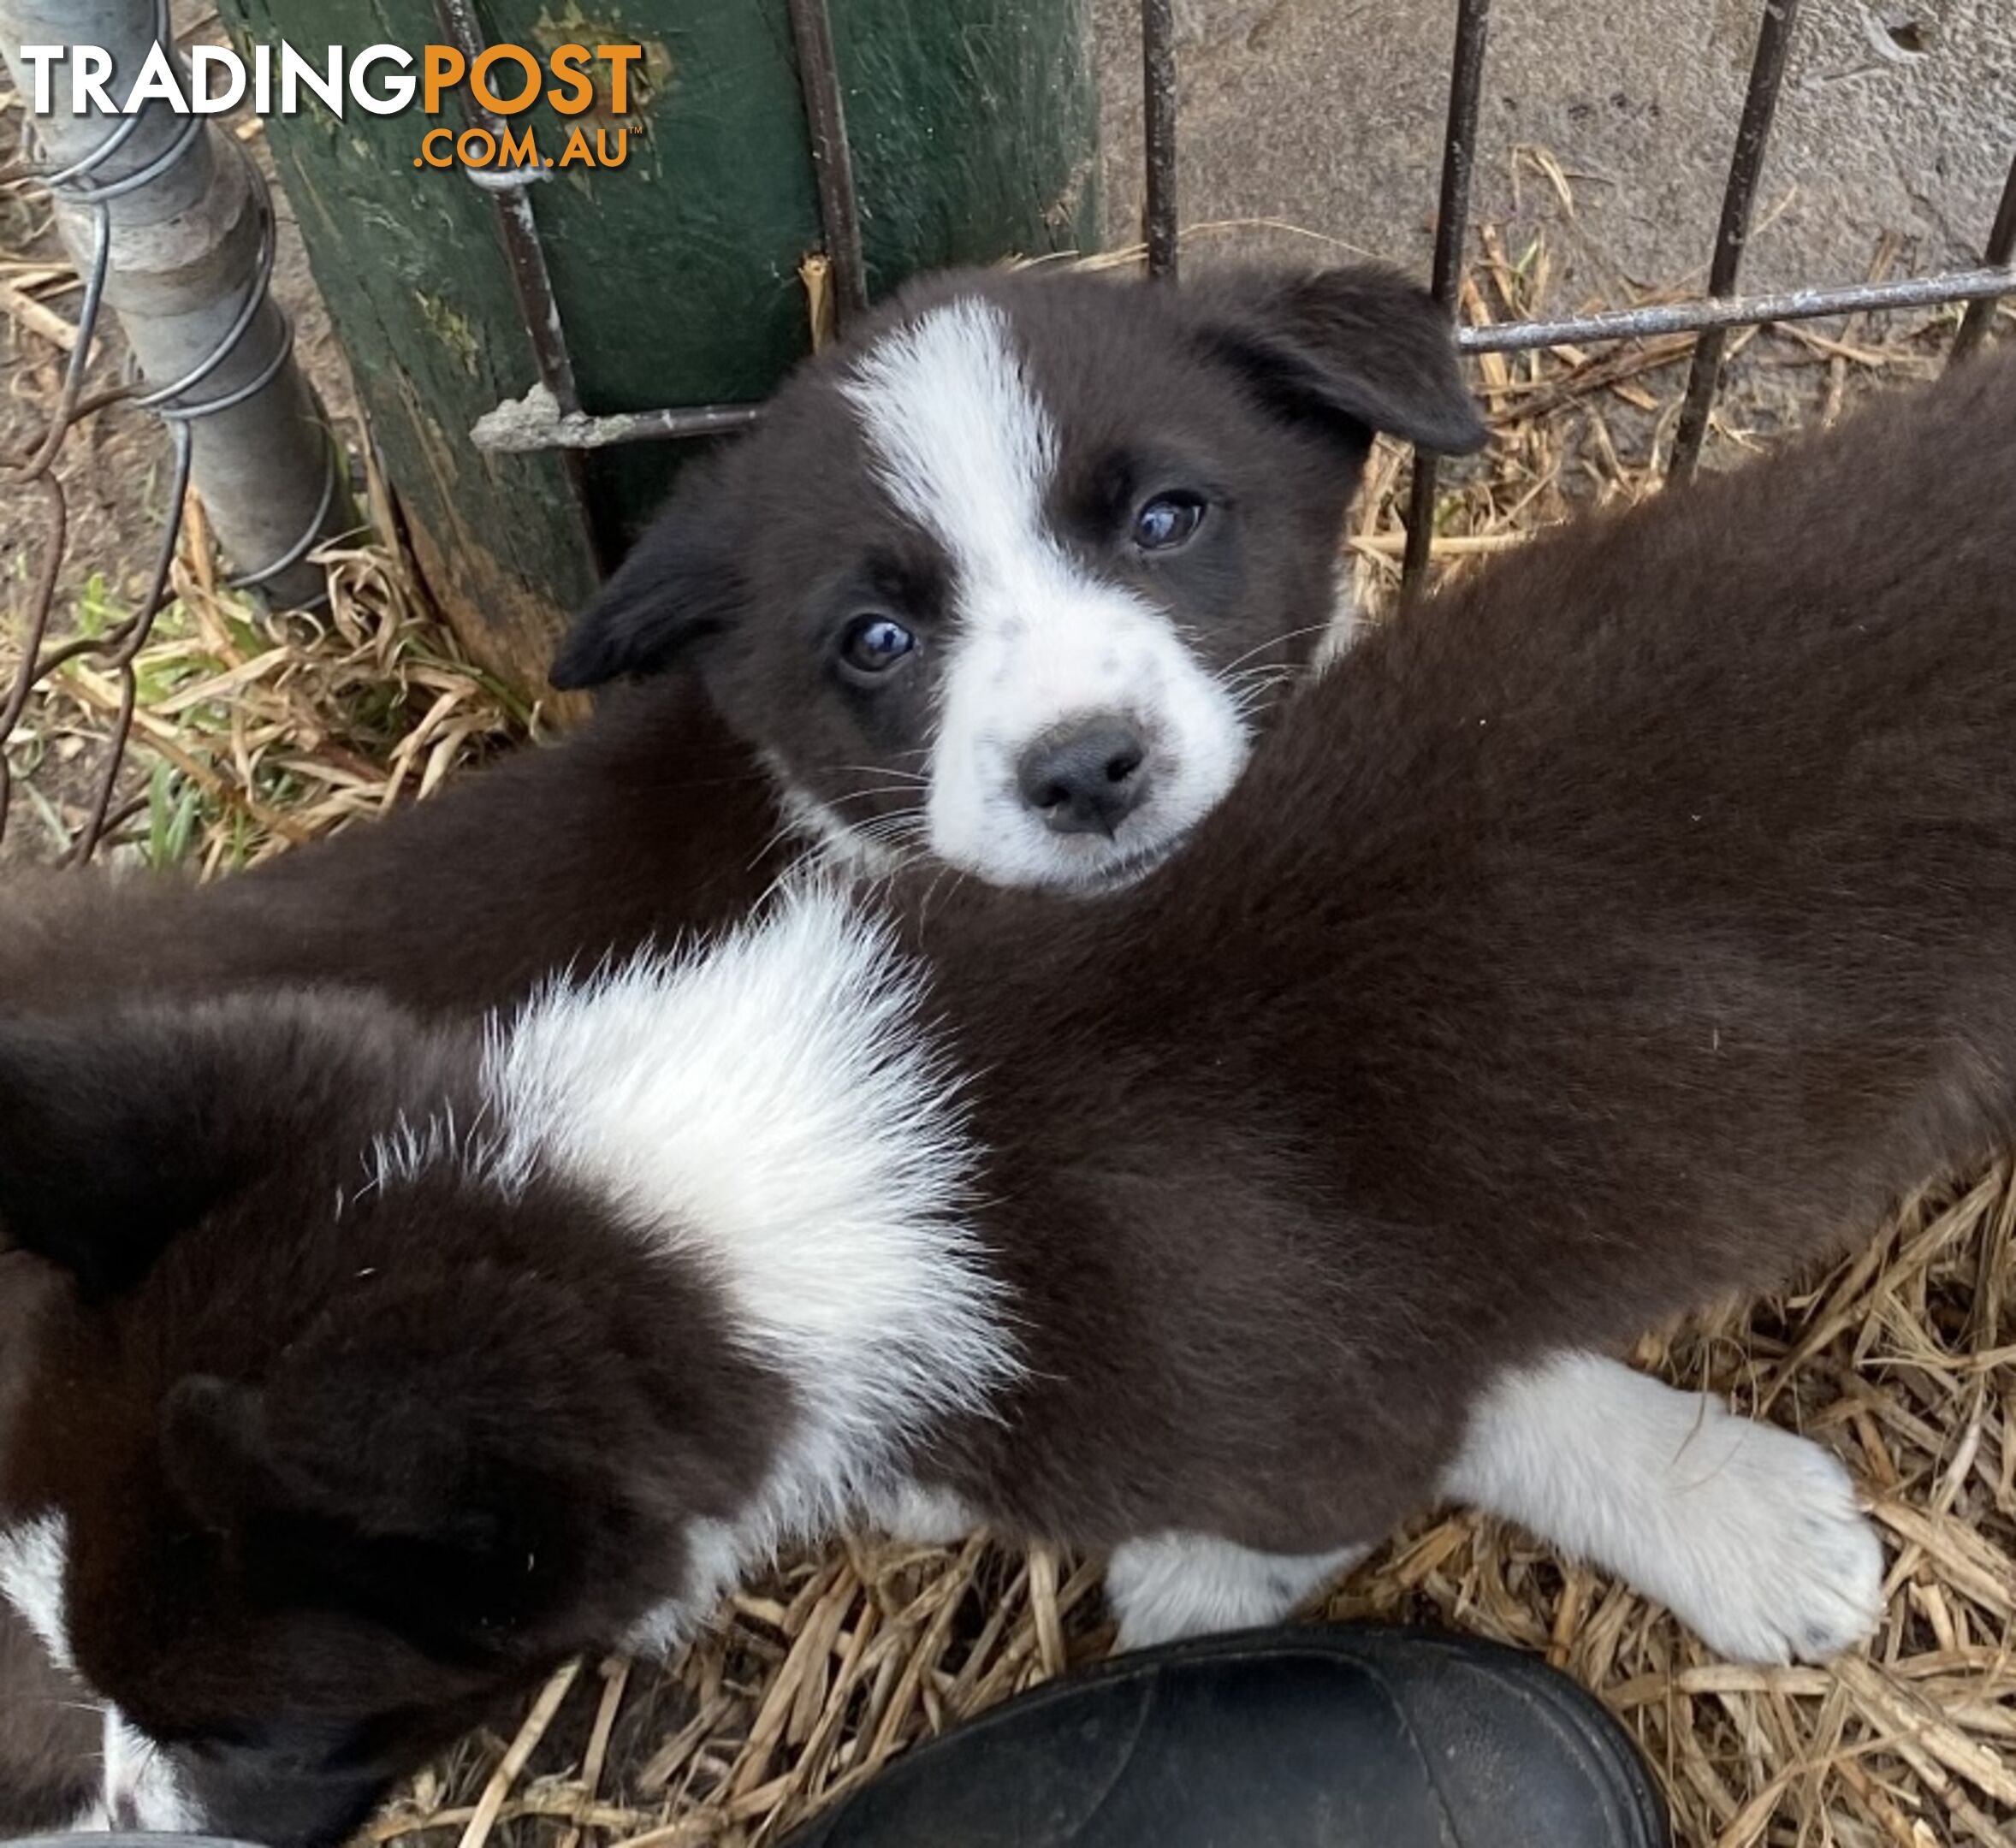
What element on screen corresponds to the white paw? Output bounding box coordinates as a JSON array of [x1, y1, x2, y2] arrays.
[[1106, 1533, 1365, 1652], [1634, 1409, 1885, 1664], [1448, 1355, 1885, 1667]]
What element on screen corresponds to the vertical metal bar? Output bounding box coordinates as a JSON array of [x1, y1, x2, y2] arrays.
[[786, 0, 870, 327], [431, 0, 580, 414], [429, 0, 605, 572], [1668, 0, 1801, 480], [1401, 0, 1491, 595], [1952, 146, 2016, 363], [1141, 0, 1178, 279]]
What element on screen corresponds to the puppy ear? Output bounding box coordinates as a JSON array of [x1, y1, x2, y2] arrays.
[[1193, 264, 1487, 455], [0, 1013, 252, 1301], [0, 992, 412, 1302], [163, 1278, 685, 1663], [162, 1375, 281, 1537], [549, 459, 743, 690]]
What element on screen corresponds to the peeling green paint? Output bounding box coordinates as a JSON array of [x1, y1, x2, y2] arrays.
[[530, 7, 676, 111], [413, 293, 482, 376]]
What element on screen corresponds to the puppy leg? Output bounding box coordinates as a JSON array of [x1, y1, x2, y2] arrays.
[[1442, 1351, 1884, 1664], [1106, 1533, 1368, 1651]]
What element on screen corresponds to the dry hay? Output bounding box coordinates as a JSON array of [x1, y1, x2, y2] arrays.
[[0, 460, 531, 873], [3, 204, 2013, 1848]]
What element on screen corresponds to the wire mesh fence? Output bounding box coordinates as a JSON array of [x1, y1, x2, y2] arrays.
[[3, 0, 2013, 867], [1, 0, 347, 864]]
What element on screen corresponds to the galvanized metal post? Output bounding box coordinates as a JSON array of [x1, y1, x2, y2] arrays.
[[1, 0, 348, 607]]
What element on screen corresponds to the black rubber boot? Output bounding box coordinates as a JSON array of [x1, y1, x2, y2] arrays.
[[780, 1626, 1669, 1848]]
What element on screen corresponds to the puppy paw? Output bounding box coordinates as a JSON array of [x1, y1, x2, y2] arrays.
[[1450, 1356, 1885, 1667], [1644, 1411, 1885, 1665], [1106, 1533, 1365, 1652]]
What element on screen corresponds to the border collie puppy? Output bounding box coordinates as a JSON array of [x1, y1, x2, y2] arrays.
[[7, 349, 2014, 1845], [0, 259, 1483, 1818], [550, 263, 1485, 891]]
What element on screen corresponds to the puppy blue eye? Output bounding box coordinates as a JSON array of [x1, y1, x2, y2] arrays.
[[1133, 492, 1207, 551], [840, 614, 917, 675]]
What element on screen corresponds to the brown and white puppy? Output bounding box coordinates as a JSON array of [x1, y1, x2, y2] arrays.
[[7, 346, 2013, 1846], [0, 258, 1480, 1822], [551, 263, 1485, 891]]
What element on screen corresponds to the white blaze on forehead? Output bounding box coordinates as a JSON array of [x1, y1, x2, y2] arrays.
[[0, 1511, 74, 1673], [842, 297, 1248, 891], [841, 296, 1058, 573]]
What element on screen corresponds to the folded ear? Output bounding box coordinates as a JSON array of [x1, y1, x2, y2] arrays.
[[160, 1280, 686, 1663], [163, 1372, 591, 1663], [1191, 264, 1488, 456], [0, 992, 416, 1302], [549, 458, 744, 690], [0, 1012, 252, 1301]]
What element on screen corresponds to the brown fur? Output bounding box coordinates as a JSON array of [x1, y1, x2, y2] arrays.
[[0, 679, 782, 1824], [0, 678, 781, 1018], [549, 263, 1482, 863], [0, 259, 1486, 1834], [918, 344, 2016, 1547]]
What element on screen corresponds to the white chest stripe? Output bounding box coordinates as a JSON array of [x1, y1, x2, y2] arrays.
[[0, 1511, 74, 1674]]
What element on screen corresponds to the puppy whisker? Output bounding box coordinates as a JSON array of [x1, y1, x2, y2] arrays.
[[831, 764, 930, 785], [1218, 623, 1333, 675], [826, 787, 934, 808]]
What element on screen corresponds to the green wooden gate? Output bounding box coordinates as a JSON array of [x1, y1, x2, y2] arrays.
[[217, 0, 1100, 694]]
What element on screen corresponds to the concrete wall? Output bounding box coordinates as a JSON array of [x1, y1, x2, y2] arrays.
[[1093, 0, 2013, 306]]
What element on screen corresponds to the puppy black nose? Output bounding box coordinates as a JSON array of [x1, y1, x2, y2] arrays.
[[1017, 719, 1150, 838]]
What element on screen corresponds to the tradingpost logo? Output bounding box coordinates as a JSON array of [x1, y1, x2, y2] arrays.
[[17, 41, 645, 174]]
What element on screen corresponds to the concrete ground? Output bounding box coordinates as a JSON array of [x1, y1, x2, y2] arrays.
[[1091, 0, 2013, 306]]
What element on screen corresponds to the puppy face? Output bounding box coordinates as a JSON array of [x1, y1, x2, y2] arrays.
[[0, 997, 774, 1847], [553, 264, 1484, 892]]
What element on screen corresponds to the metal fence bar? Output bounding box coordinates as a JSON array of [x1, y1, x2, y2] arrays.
[[787, 0, 871, 327], [1401, 0, 1491, 595], [470, 264, 2016, 454], [1952, 148, 2016, 364], [1460, 265, 2016, 354], [430, 0, 604, 572], [1669, 0, 1802, 479], [472, 398, 764, 453], [1141, 0, 1178, 279]]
